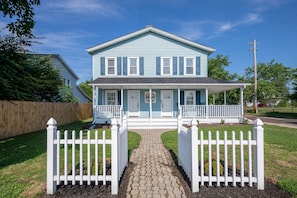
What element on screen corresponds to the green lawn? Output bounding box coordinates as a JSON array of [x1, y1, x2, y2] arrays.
[[0, 119, 141, 198], [246, 106, 297, 119], [161, 124, 297, 197]]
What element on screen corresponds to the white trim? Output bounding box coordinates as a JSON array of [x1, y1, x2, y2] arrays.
[[161, 57, 172, 76], [105, 57, 117, 76], [128, 90, 140, 117], [128, 57, 139, 76], [87, 26, 216, 55], [184, 57, 195, 76]]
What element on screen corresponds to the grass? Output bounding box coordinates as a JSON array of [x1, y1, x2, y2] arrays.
[[0, 119, 141, 198], [246, 106, 297, 119], [161, 124, 297, 197]]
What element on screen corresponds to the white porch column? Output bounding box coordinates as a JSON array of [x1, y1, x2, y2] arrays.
[[121, 87, 124, 123], [178, 87, 180, 116], [240, 86, 244, 118], [224, 91, 227, 105], [205, 88, 208, 119], [149, 88, 152, 125], [93, 86, 97, 121]]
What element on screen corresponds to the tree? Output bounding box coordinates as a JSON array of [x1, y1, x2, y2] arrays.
[[57, 85, 79, 103], [79, 80, 93, 99], [208, 54, 240, 104], [243, 60, 292, 104], [0, 46, 63, 101], [0, 0, 40, 45]]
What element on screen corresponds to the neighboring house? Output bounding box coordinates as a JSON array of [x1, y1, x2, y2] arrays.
[[48, 54, 91, 103], [87, 26, 249, 128]]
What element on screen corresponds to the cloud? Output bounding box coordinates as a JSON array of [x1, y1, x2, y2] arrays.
[[46, 0, 123, 18]]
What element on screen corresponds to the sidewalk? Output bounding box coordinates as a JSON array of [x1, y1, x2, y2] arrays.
[[126, 129, 187, 198], [245, 115, 297, 129]]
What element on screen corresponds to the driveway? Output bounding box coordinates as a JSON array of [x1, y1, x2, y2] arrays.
[[245, 115, 297, 129]]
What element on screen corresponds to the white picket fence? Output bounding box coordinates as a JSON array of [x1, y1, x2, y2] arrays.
[[177, 116, 264, 192], [46, 115, 128, 195]]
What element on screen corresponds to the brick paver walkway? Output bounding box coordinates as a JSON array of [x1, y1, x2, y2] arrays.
[[126, 129, 186, 198]]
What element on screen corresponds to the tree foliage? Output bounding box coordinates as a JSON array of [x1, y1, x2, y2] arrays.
[[79, 80, 93, 99], [208, 54, 240, 104], [0, 40, 63, 101], [0, 0, 40, 44], [243, 60, 292, 103]]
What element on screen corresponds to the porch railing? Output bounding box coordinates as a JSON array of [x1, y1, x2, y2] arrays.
[[94, 105, 122, 118], [180, 105, 241, 118]]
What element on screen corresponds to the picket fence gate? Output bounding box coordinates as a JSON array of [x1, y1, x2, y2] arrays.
[[46, 116, 128, 195], [177, 116, 264, 192]]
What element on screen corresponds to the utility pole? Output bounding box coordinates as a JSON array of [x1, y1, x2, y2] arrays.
[[249, 39, 259, 114]]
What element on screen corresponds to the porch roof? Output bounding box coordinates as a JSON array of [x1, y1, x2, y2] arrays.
[[90, 77, 250, 94]]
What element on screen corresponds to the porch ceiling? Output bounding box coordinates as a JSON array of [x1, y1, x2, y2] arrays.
[[89, 77, 250, 94]]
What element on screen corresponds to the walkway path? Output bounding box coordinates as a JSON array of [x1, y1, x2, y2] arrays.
[[245, 115, 297, 129], [126, 129, 187, 198]]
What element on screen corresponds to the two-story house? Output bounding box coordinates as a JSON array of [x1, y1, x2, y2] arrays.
[[87, 26, 249, 128]]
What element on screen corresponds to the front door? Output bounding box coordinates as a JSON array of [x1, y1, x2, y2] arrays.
[[128, 90, 140, 117], [161, 90, 173, 117]]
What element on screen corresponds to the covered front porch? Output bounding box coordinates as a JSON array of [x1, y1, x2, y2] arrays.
[[90, 77, 249, 128]]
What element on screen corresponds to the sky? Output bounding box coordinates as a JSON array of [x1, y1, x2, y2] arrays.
[[21, 0, 297, 83]]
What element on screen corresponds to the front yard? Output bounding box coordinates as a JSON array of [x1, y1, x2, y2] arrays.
[[0, 119, 141, 198], [161, 124, 297, 197]]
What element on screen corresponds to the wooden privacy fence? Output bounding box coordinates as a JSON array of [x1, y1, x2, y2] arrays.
[[46, 116, 128, 195], [177, 116, 264, 192], [0, 100, 92, 139]]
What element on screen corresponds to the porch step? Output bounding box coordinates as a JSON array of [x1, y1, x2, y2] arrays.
[[127, 118, 178, 129]]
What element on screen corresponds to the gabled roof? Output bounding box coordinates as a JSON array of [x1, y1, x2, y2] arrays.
[[86, 25, 216, 55]]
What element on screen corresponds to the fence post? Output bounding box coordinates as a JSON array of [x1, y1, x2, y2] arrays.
[[46, 118, 57, 194], [123, 115, 128, 167], [111, 118, 119, 194], [253, 118, 264, 190], [190, 118, 199, 192], [177, 115, 182, 166]]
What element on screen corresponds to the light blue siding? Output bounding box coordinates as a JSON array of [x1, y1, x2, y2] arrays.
[[92, 32, 208, 79]]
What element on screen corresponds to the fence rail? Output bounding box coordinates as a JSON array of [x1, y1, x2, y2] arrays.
[[177, 116, 264, 192], [46, 116, 128, 195], [180, 105, 242, 118]]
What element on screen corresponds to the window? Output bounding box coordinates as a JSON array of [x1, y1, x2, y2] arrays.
[[105, 91, 117, 105], [185, 91, 195, 105], [128, 57, 139, 75], [161, 57, 172, 75], [106, 57, 117, 75], [184, 57, 195, 75]]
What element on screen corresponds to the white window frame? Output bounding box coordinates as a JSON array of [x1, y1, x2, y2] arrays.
[[105, 57, 117, 76], [184, 57, 195, 75], [161, 57, 172, 75], [185, 90, 196, 105], [128, 57, 139, 76], [105, 90, 118, 105]]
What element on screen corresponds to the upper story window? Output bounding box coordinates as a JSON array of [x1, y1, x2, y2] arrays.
[[128, 57, 139, 75], [184, 57, 195, 75], [106, 57, 117, 75], [161, 57, 172, 75]]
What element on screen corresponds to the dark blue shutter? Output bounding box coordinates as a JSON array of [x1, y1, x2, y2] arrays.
[[196, 91, 200, 105], [118, 90, 121, 105], [100, 57, 105, 76], [139, 57, 144, 75], [123, 57, 127, 76], [117, 57, 121, 75], [179, 56, 184, 75], [173, 57, 177, 75], [196, 56, 201, 75], [156, 57, 161, 75], [180, 91, 184, 105]]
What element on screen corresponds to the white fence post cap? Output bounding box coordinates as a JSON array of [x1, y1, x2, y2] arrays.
[[254, 118, 263, 126], [47, 118, 57, 126]]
